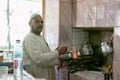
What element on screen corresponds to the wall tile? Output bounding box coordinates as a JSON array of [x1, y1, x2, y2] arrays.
[[72, 28, 89, 51]]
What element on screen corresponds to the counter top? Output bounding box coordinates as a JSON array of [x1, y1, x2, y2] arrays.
[[74, 70, 104, 80], [7, 74, 32, 80], [7, 74, 46, 80], [57, 68, 104, 80]]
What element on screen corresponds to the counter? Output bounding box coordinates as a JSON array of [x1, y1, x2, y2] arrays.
[[7, 74, 33, 80], [74, 71, 104, 80], [57, 68, 104, 80], [7, 74, 46, 80]]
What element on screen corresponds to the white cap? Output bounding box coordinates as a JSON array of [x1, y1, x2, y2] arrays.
[[29, 13, 41, 21]]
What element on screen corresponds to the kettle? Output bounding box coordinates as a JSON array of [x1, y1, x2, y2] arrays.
[[100, 34, 113, 56], [101, 42, 113, 56], [81, 41, 93, 55]]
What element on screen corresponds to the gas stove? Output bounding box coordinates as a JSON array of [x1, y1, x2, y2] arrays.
[[59, 54, 102, 72], [59, 54, 103, 80]]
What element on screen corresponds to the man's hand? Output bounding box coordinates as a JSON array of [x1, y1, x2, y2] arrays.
[[57, 46, 67, 55]]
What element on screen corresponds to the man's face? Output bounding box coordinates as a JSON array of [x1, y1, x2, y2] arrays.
[[29, 16, 43, 34]]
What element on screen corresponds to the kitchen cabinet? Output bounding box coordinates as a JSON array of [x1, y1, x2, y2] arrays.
[[72, 0, 115, 27]]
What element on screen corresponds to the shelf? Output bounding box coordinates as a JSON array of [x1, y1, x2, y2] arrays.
[[72, 27, 113, 31]]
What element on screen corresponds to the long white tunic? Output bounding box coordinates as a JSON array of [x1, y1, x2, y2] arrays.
[[23, 32, 59, 80]]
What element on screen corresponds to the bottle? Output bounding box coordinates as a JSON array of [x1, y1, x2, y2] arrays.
[[13, 40, 23, 80]]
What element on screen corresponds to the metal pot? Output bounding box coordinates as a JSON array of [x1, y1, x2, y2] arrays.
[[100, 34, 113, 56], [101, 42, 113, 56]]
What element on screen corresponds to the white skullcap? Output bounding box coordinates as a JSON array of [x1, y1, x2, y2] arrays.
[[29, 13, 41, 21]]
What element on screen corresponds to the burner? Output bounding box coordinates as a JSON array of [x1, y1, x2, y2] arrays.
[[59, 55, 101, 73]]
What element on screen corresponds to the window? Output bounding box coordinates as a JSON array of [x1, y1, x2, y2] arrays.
[[0, 0, 43, 50]]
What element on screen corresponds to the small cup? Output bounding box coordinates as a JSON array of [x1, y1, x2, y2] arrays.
[[0, 66, 8, 80]]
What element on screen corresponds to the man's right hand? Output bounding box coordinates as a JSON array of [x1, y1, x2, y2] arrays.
[[57, 46, 67, 55]]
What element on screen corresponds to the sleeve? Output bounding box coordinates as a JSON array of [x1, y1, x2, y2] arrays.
[[23, 35, 59, 67]]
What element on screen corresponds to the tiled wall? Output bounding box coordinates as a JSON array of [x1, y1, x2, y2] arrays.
[[72, 28, 89, 51], [72, 28, 113, 51]]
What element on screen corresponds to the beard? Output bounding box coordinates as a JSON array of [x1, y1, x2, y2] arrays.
[[31, 25, 42, 35]]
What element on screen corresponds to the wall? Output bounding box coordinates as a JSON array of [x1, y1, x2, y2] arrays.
[[59, 0, 73, 49], [72, 0, 115, 27], [44, 0, 59, 50], [72, 28, 89, 51], [72, 27, 113, 50], [113, 27, 120, 80]]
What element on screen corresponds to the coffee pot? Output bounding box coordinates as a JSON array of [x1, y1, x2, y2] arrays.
[[100, 34, 113, 56], [101, 41, 113, 56], [81, 41, 93, 56]]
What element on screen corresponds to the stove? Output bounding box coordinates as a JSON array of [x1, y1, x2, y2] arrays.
[[59, 54, 103, 80]]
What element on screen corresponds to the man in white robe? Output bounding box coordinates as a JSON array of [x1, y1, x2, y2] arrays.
[[23, 14, 67, 80]]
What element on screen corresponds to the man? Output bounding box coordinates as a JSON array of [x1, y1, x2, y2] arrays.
[[23, 13, 67, 80]]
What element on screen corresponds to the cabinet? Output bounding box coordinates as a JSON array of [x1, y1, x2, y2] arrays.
[[72, 0, 115, 27]]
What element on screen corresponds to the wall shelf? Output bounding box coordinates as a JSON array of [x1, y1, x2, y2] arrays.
[[72, 27, 113, 31]]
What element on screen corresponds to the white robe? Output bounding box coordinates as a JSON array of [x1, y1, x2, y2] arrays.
[[23, 32, 59, 80]]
